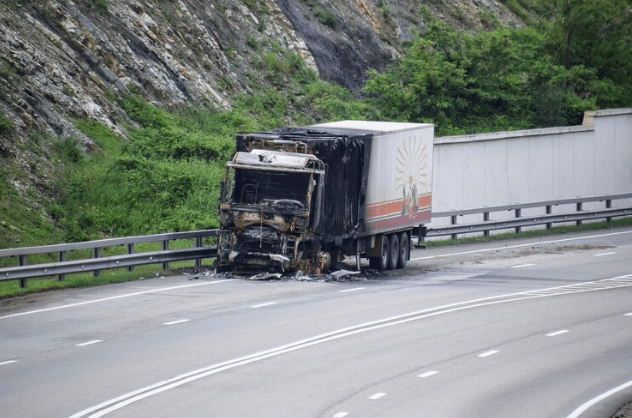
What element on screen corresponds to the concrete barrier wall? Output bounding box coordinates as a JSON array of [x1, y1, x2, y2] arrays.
[[429, 108, 632, 227]]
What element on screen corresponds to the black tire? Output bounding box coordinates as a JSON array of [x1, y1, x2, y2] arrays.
[[388, 234, 399, 270], [397, 231, 409, 269], [369, 235, 390, 271]]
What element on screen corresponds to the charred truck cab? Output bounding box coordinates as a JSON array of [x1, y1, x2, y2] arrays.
[[216, 121, 434, 274]]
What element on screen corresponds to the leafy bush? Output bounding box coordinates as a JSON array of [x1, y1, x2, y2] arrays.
[[363, 12, 603, 135], [52, 137, 84, 164], [74, 119, 121, 154], [57, 97, 256, 240], [313, 6, 338, 28], [0, 112, 12, 134]]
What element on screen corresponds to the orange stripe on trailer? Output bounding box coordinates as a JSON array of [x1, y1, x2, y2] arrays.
[[417, 194, 432, 209], [366, 193, 432, 219], [365, 209, 431, 234], [366, 199, 404, 218]]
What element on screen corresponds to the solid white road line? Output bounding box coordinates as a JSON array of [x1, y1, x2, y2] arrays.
[[369, 393, 386, 400], [163, 319, 190, 326], [566, 380, 632, 418], [546, 330, 570, 337], [76, 340, 103, 347], [0, 360, 17, 366], [411, 230, 632, 261], [595, 252, 617, 257], [0, 279, 234, 320], [478, 350, 499, 358], [418, 371, 438, 378], [69, 274, 632, 418]]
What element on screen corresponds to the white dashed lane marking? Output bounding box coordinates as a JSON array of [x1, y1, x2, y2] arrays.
[[251, 302, 277, 309], [478, 350, 499, 358], [546, 330, 570, 337], [163, 319, 190, 326], [418, 371, 438, 378], [513, 264, 536, 268], [333, 413, 349, 418], [369, 393, 386, 400], [595, 252, 617, 257], [76, 340, 103, 347], [69, 274, 632, 418], [0, 360, 17, 366], [340, 287, 366, 293]]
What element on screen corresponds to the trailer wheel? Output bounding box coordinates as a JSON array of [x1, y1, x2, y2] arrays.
[[388, 234, 399, 270], [369, 235, 390, 271], [397, 232, 409, 269]]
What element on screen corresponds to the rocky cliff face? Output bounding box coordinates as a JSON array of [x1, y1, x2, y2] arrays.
[[0, 0, 522, 141], [0, 0, 522, 243]]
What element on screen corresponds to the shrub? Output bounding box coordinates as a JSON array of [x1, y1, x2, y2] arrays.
[[0, 112, 12, 134]]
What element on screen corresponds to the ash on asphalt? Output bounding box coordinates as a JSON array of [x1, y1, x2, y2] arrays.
[[180, 267, 387, 283], [614, 403, 632, 418]]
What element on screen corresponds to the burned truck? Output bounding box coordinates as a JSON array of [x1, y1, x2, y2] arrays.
[[216, 120, 434, 274]]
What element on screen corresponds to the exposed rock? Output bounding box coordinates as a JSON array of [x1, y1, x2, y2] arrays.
[[0, 0, 525, 244], [0, 0, 524, 141]]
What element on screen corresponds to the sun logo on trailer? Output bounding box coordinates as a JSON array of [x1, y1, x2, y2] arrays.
[[396, 136, 428, 218]]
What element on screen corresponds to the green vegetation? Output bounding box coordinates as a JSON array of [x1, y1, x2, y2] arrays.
[[0, 111, 12, 134], [0, 267, 160, 298], [304, 1, 338, 29], [85, 0, 108, 10], [363, 4, 632, 135], [0, 162, 62, 249], [46, 47, 369, 244], [2, 0, 631, 266], [0, 238, 216, 297], [56, 100, 229, 241]]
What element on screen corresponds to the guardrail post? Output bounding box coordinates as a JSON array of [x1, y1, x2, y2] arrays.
[[162, 240, 169, 271], [195, 237, 203, 268], [606, 200, 612, 222], [576, 202, 583, 226], [546, 205, 552, 230], [127, 243, 135, 272], [93, 248, 101, 277], [58, 251, 66, 281], [451, 215, 457, 240], [515, 209, 521, 233], [483, 212, 490, 237], [18, 254, 27, 289]]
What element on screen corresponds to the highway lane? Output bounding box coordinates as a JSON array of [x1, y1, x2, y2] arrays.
[[120, 286, 631, 418], [0, 226, 631, 418]]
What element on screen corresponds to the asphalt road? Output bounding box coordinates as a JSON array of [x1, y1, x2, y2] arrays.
[[1, 226, 631, 418]]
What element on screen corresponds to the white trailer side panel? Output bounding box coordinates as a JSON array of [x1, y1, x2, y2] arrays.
[[312, 121, 434, 234], [364, 124, 434, 234]]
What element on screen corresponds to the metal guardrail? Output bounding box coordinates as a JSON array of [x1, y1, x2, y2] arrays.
[[422, 193, 632, 241], [1, 194, 631, 288], [0, 230, 218, 289]]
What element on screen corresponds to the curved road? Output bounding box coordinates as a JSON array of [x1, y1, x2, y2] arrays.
[[1, 227, 631, 418]]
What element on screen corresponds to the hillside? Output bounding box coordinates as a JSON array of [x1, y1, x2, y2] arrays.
[[0, 0, 533, 247]]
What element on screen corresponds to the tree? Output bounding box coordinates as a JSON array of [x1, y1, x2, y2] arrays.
[[363, 14, 597, 135], [547, 0, 632, 106]]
